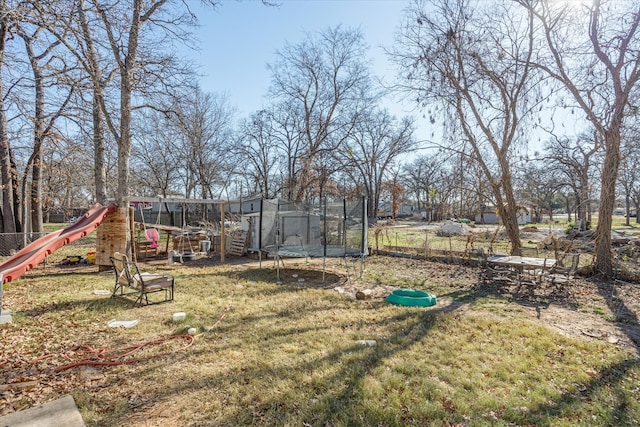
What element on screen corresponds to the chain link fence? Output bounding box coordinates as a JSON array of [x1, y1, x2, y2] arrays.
[[0, 231, 98, 260], [368, 222, 600, 268]]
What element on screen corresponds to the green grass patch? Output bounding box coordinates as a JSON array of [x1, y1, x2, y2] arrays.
[[1, 257, 638, 426]]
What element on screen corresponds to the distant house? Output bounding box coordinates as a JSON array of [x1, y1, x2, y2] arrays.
[[475, 206, 499, 224], [475, 205, 531, 225], [516, 208, 532, 225], [234, 194, 264, 214], [377, 202, 414, 219]]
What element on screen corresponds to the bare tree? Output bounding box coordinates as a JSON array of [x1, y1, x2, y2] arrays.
[[96, 0, 165, 203], [618, 129, 640, 225], [431, 165, 459, 221], [130, 109, 182, 198], [520, 0, 640, 276], [171, 88, 235, 200], [0, 0, 20, 233], [515, 162, 564, 222], [236, 109, 284, 199], [16, 7, 78, 233], [447, 148, 486, 219], [543, 132, 601, 228], [25, 0, 114, 205], [42, 0, 117, 203], [79, 0, 214, 257], [268, 100, 305, 200], [336, 109, 417, 221], [43, 133, 94, 212], [381, 168, 404, 219], [88, 0, 213, 202], [401, 153, 444, 216], [268, 25, 371, 201], [393, 0, 541, 253]]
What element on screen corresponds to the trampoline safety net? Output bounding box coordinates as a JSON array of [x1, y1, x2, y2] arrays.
[[259, 197, 367, 259]]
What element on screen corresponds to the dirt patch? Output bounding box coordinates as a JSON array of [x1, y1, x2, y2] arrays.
[[524, 304, 640, 354]]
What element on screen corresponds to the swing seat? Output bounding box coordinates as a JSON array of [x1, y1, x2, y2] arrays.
[[136, 227, 159, 259], [145, 228, 159, 249]]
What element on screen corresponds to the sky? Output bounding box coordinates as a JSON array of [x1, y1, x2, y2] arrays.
[[184, 0, 419, 132], [181, 0, 586, 155]]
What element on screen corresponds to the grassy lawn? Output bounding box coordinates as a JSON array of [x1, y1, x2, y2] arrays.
[[1, 254, 639, 426]]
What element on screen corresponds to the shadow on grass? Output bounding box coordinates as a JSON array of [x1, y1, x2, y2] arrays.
[[594, 278, 640, 352], [81, 274, 640, 426], [479, 274, 640, 357], [21, 296, 119, 317], [47, 257, 638, 425], [97, 312, 446, 425], [95, 287, 491, 425], [521, 357, 640, 426]]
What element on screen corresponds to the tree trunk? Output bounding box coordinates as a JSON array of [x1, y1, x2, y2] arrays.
[[0, 14, 16, 234], [0, 89, 15, 234], [30, 90, 44, 234], [20, 29, 45, 233], [10, 152, 20, 232], [117, 82, 132, 205], [625, 194, 631, 226], [593, 130, 621, 277], [93, 91, 107, 203], [501, 185, 522, 254], [30, 139, 43, 233], [113, 0, 145, 258], [578, 172, 589, 228], [78, 0, 107, 203], [561, 195, 571, 222]]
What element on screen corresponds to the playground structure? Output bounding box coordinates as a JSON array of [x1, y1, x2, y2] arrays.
[[0, 202, 118, 284], [129, 196, 237, 263], [0, 202, 117, 319], [0, 196, 367, 316], [0, 199, 200, 315], [0, 197, 243, 320]]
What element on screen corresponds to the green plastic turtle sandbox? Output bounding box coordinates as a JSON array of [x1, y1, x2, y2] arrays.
[[386, 289, 437, 307]]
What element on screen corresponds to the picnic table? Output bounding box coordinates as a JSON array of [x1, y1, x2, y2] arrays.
[[486, 255, 556, 287], [487, 255, 555, 270]]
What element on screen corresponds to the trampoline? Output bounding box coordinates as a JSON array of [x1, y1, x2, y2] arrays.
[[252, 197, 368, 281], [264, 245, 363, 259]]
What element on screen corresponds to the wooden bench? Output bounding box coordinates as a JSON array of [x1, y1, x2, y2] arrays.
[[110, 252, 174, 306]]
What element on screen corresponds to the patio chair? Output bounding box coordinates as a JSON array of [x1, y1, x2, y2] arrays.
[[518, 257, 550, 287], [110, 252, 174, 307], [547, 253, 580, 289]]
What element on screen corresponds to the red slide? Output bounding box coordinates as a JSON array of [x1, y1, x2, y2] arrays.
[[0, 202, 118, 284]]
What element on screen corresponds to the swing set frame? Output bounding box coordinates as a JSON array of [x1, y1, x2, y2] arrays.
[[129, 196, 230, 262]]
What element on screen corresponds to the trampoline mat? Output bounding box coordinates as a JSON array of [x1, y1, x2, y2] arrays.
[[265, 245, 362, 258]]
